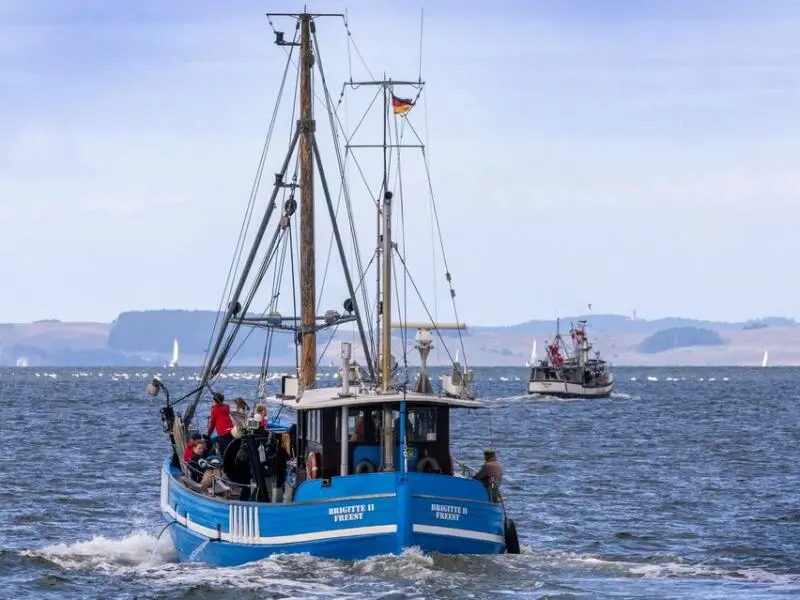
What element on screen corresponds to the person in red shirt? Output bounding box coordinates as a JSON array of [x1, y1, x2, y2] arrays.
[[184, 432, 203, 462], [208, 392, 235, 458], [255, 404, 267, 429]]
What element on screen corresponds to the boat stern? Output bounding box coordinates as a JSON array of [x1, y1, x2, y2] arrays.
[[406, 472, 506, 554]]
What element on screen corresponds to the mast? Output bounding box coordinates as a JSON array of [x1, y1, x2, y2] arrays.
[[299, 13, 316, 389], [344, 77, 423, 390], [380, 81, 392, 392]]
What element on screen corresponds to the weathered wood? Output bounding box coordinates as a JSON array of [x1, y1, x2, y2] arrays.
[[299, 14, 316, 389]]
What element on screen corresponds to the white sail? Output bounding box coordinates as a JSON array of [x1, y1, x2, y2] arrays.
[[761, 349, 768, 368], [169, 338, 179, 367], [525, 339, 536, 367]]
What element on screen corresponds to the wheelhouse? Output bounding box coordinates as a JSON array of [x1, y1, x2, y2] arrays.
[[278, 378, 484, 481]]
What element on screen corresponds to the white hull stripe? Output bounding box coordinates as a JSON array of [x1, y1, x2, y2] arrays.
[[412, 523, 505, 544], [528, 382, 613, 396], [163, 502, 396, 545]]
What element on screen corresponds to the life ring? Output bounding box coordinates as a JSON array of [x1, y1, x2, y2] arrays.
[[416, 456, 440, 473], [307, 452, 321, 479], [354, 459, 376, 474]]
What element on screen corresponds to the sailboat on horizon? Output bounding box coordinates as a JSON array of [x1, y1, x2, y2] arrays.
[[761, 349, 769, 367], [167, 338, 179, 368], [145, 11, 519, 567], [524, 339, 537, 368]]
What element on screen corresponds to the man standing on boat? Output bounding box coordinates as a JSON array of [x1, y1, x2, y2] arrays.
[[473, 448, 504, 502], [207, 392, 235, 459]]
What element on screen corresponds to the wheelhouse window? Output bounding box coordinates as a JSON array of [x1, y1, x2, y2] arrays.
[[306, 409, 321, 443], [334, 409, 367, 442], [408, 407, 438, 442], [389, 407, 438, 442], [349, 409, 367, 441]]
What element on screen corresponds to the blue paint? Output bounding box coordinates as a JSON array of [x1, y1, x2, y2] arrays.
[[352, 445, 381, 469], [161, 456, 507, 565]]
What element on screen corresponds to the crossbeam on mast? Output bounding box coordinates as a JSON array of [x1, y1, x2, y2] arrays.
[[347, 144, 424, 149], [390, 322, 467, 330], [346, 80, 424, 87], [266, 12, 344, 17]]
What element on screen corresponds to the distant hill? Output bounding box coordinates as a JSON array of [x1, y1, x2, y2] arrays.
[[637, 327, 726, 354], [106, 309, 334, 363], [0, 310, 798, 366], [108, 310, 221, 354], [477, 313, 797, 335]]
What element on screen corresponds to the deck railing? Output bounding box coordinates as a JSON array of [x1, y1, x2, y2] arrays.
[[450, 455, 476, 478]]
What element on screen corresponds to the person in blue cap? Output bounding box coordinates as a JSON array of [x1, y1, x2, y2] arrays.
[[199, 455, 228, 495]]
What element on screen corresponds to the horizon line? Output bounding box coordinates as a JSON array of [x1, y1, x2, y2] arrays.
[[6, 310, 797, 328]]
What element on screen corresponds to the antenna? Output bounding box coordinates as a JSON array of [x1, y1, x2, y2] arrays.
[[417, 6, 425, 82]]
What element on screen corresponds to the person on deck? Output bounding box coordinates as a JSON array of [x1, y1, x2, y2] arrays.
[[255, 404, 268, 429], [186, 437, 210, 482], [208, 392, 235, 459], [473, 448, 504, 502], [199, 455, 230, 496], [233, 397, 249, 415], [183, 432, 202, 462], [351, 413, 365, 442]]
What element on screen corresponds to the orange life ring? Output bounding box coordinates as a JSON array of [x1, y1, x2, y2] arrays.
[[307, 451, 320, 479]]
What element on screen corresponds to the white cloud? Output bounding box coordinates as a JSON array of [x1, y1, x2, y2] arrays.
[[1, 3, 800, 323]]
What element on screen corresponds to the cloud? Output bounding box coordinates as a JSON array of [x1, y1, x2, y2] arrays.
[[1, 1, 800, 323]]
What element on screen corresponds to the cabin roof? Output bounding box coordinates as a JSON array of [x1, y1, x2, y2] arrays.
[[276, 387, 487, 411]]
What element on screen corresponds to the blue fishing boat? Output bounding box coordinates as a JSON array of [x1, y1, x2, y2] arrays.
[[148, 10, 520, 566]]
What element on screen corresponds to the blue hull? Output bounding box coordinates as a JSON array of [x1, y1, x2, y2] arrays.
[[160, 460, 506, 565]]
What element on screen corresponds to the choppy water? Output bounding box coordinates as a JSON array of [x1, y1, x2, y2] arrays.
[[1, 366, 798, 599]]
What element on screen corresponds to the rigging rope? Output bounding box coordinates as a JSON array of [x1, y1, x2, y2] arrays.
[[406, 114, 470, 375], [392, 249, 458, 367], [313, 27, 379, 374], [202, 27, 299, 378], [342, 11, 375, 81], [289, 210, 300, 375], [391, 252, 409, 381], [391, 108, 410, 372], [204, 15, 304, 386], [417, 6, 425, 83]]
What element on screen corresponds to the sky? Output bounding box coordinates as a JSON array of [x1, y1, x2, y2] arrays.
[[1, 0, 800, 326]]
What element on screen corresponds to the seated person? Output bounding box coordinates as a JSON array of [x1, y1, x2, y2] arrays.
[[184, 432, 202, 462], [350, 414, 365, 442], [186, 437, 210, 482], [255, 404, 268, 429], [199, 455, 230, 495]]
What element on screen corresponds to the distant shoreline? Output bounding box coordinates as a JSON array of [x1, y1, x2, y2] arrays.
[[1, 311, 797, 367]]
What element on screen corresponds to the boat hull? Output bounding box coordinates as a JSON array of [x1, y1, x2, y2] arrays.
[[528, 379, 613, 398], [160, 460, 506, 565]]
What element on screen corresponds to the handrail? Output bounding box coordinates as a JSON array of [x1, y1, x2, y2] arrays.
[[450, 455, 476, 478], [182, 461, 250, 494]]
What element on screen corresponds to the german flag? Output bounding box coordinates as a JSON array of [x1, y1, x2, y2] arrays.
[[391, 94, 414, 115]]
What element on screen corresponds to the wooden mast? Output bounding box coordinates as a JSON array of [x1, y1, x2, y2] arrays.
[[299, 13, 316, 389]]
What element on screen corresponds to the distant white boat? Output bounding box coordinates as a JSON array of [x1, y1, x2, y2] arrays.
[[761, 349, 768, 368], [528, 319, 613, 398], [168, 338, 179, 368]]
